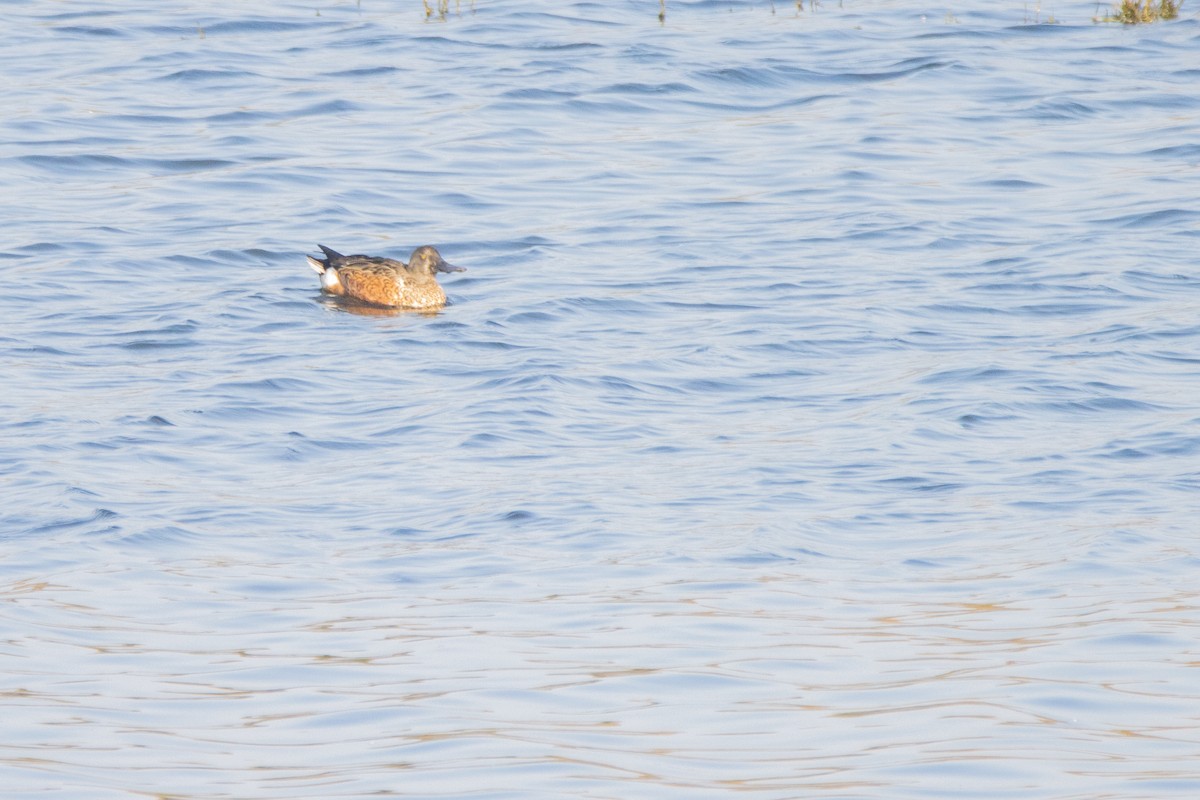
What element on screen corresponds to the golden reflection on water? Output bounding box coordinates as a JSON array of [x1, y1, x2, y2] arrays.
[[4, 554, 1199, 798]]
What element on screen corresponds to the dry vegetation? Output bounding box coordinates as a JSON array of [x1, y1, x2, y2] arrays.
[[1096, 0, 1182, 22]]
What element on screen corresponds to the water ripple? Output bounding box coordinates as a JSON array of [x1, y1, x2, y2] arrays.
[[2, 2, 1200, 799]]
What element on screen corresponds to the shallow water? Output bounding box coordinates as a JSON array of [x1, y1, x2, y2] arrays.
[[3, 1, 1200, 797]]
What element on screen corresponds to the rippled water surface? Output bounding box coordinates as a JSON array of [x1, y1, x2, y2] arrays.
[[3, 1, 1200, 797]]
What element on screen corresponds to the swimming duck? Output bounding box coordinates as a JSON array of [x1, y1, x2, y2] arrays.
[[306, 244, 465, 309]]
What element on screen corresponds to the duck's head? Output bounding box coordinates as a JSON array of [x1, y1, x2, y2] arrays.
[[408, 246, 465, 276]]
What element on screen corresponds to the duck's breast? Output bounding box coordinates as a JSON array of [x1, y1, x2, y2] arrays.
[[404, 282, 448, 309]]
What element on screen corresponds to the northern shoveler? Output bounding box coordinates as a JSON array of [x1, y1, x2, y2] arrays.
[[306, 244, 464, 309]]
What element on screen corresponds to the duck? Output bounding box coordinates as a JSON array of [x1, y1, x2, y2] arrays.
[[306, 244, 465, 309]]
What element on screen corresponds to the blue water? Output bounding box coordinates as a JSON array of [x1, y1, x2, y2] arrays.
[[3, 1, 1200, 797]]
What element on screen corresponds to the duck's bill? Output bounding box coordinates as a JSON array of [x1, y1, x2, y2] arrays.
[[436, 261, 466, 273]]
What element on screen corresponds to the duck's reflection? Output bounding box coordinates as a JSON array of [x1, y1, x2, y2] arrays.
[[316, 295, 441, 318]]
